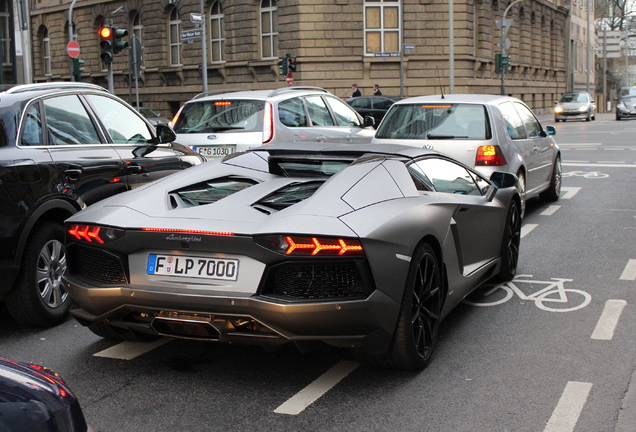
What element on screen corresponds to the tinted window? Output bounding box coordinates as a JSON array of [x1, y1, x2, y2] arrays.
[[376, 103, 489, 140], [86, 94, 153, 144], [498, 101, 527, 140], [559, 93, 588, 103], [305, 96, 334, 126], [412, 158, 481, 195], [278, 97, 307, 127], [513, 103, 542, 138], [43, 95, 101, 145], [349, 98, 370, 108], [374, 98, 394, 110], [325, 96, 361, 127], [171, 177, 258, 207], [21, 104, 43, 146], [173, 100, 265, 133]]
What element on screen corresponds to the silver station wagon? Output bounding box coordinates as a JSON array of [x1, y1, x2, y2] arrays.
[[372, 94, 561, 213]]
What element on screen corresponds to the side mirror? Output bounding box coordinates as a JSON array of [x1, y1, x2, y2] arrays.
[[490, 171, 517, 189], [156, 124, 176, 143], [545, 125, 556, 136], [363, 116, 375, 128]]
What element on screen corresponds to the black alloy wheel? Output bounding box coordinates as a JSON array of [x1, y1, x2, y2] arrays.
[[495, 200, 521, 282]]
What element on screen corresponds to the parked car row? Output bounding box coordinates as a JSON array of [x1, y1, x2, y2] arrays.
[[2, 83, 561, 374]]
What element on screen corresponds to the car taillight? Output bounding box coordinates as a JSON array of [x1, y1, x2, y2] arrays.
[[476, 145, 507, 166], [67, 224, 124, 244], [262, 101, 274, 143], [255, 235, 364, 256]]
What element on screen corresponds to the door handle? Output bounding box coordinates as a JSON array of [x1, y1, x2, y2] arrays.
[[64, 168, 82, 181], [127, 164, 143, 175], [317, 135, 326, 143]]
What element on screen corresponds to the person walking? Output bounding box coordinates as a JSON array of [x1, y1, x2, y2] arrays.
[[351, 84, 362, 97], [373, 84, 382, 96]]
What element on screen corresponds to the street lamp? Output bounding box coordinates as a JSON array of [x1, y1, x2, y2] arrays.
[[500, 0, 524, 95]]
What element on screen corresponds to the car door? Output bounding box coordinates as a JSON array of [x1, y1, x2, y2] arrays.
[[410, 157, 503, 275], [83, 93, 189, 189], [513, 102, 554, 193], [40, 94, 127, 207], [323, 96, 375, 143]]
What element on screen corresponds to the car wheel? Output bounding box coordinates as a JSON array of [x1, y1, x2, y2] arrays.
[[352, 243, 443, 370], [540, 155, 561, 202], [554, 118, 559, 122], [494, 200, 521, 282], [586, 114, 591, 121], [88, 322, 159, 342], [616, 114, 621, 120], [516, 171, 526, 218], [5, 222, 72, 326]]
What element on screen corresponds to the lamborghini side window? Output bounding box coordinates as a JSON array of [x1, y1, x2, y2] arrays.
[[413, 158, 481, 195]]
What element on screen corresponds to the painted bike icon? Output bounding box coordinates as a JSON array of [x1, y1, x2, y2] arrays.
[[464, 275, 591, 312], [562, 171, 609, 179]]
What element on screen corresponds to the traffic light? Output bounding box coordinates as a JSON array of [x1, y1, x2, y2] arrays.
[[495, 53, 510, 74], [72, 58, 85, 81], [112, 26, 129, 54], [278, 57, 288, 77], [287, 56, 297, 72], [99, 25, 114, 64]]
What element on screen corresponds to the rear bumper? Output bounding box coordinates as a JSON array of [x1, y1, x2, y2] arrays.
[[65, 275, 399, 353]]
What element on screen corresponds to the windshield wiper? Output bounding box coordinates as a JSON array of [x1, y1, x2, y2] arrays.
[[426, 134, 468, 139]]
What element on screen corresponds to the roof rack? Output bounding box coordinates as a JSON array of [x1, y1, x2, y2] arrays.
[[4, 82, 108, 94], [268, 86, 329, 97], [192, 89, 250, 100]]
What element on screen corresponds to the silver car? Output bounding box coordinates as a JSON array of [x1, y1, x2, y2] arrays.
[[371, 94, 561, 213], [171, 87, 375, 158], [554, 92, 596, 122]]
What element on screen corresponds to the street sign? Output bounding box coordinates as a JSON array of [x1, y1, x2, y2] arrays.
[[605, 45, 622, 51], [374, 52, 399, 57], [286, 72, 293, 86], [66, 40, 80, 58], [604, 52, 622, 58], [190, 13, 204, 23], [497, 38, 511, 51], [129, 35, 143, 80], [495, 19, 514, 37], [181, 29, 203, 40], [605, 30, 622, 38]]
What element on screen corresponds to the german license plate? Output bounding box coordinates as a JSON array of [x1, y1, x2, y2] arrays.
[[192, 145, 235, 158], [146, 254, 239, 281]]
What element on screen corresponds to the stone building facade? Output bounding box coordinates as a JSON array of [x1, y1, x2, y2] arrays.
[[29, 0, 571, 117]]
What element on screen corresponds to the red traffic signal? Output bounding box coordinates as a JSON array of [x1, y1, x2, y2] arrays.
[[99, 26, 112, 39]]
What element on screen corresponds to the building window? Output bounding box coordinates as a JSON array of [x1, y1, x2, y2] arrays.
[[260, 0, 277, 59], [132, 12, 143, 52], [0, 0, 10, 66], [42, 28, 51, 76], [169, 7, 181, 66], [209, 1, 224, 62], [364, 0, 400, 55]]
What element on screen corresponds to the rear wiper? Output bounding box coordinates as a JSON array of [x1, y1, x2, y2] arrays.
[[426, 134, 468, 139]]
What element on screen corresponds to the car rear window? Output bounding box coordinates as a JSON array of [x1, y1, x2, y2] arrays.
[[169, 176, 258, 207], [173, 100, 264, 134], [376, 103, 490, 140]]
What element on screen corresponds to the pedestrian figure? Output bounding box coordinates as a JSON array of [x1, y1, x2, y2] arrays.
[[373, 84, 382, 96], [352, 84, 362, 97]]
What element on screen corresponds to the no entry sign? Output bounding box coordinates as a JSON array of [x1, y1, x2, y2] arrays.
[[66, 41, 81, 58]]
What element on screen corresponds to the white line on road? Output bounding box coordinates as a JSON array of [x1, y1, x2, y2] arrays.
[[591, 300, 627, 340], [543, 381, 593, 432], [93, 338, 172, 360], [557, 143, 602, 146], [563, 162, 636, 167], [560, 187, 581, 200], [620, 259, 636, 280], [274, 361, 359, 415], [521, 224, 538, 239], [541, 205, 561, 216]]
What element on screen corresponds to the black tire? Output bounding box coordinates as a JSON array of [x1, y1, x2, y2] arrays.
[[88, 322, 159, 342], [5, 222, 72, 326], [540, 155, 561, 202], [586, 114, 591, 121], [352, 243, 443, 370], [554, 118, 559, 123], [616, 114, 621, 121], [494, 200, 521, 282]]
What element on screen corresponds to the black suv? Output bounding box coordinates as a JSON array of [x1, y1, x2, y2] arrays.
[[0, 83, 204, 326]]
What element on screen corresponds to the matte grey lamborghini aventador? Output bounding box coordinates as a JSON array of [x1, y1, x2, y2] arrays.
[[63, 143, 521, 370]]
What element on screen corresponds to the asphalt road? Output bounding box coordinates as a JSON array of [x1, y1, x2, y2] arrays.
[[1, 113, 635, 432]]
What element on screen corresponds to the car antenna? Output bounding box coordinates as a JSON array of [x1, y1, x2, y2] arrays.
[[436, 66, 445, 99]]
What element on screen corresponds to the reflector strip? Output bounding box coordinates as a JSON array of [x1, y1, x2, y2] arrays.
[[140, 228, 234, 236]]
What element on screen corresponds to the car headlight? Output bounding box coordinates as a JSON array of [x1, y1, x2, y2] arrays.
[[554, 106, 563, 113], [579, 106, 588, 112], [618, 102, 626, 109]]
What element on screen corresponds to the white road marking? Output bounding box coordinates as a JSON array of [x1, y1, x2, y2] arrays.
[[591, 300, 627, 340], [557, 143, 602, 146], [563, 162, 636, 167], [274, 361, 359, 415], [560, 187, 580, 199], [620, 259, 636, 280], [93, 338, 172, 360], [541, 205, 561, 216], [521, 224, 538, 239], [543, 381, 593, 432]]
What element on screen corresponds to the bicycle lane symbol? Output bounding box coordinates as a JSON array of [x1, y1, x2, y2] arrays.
[[562, 171, 609, 179], [464, 275, 592, 312]]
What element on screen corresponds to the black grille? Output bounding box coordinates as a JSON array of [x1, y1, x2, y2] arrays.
[[265, 263, 366, 299], [69, 245, 127, 285]]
